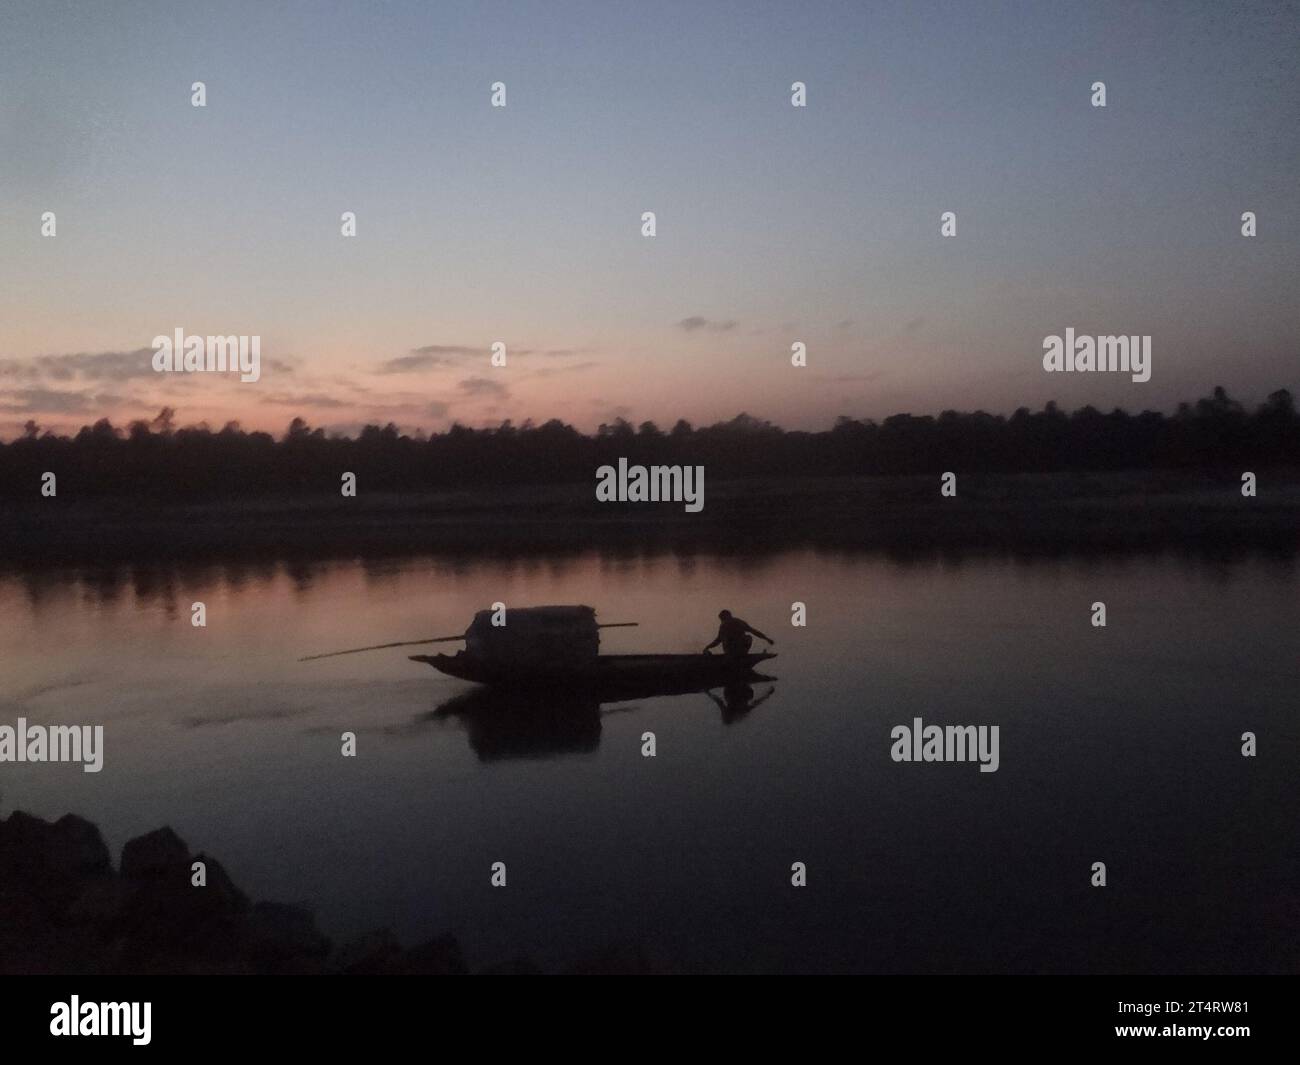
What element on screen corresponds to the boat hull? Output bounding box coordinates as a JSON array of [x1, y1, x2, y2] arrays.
[[411, 651, 776, 698]]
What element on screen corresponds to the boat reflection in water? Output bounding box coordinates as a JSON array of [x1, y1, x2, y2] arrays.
[[425, 671, 778, 762]]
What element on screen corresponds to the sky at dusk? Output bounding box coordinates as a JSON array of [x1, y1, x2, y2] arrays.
[[1, 0, 1297, 439]]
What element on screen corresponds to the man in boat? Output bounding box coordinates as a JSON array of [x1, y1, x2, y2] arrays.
[[702, 610, 774, 658]]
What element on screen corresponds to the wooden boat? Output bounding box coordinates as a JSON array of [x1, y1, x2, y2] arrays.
[[411, 650, 776, 698], [308, 606, 777, 703]]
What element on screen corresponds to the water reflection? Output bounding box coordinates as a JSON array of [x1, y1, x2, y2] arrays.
[[424, 689, 604, 761], [704, 681, 777, 724], [2, 545, 1295, 975], [425, 674, 778, 762], [6, 541, 1295, 620]]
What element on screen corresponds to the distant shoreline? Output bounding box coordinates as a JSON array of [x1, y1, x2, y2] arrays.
[[4, 470, 1298, 566]]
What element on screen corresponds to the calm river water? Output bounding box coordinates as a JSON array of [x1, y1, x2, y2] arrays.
[[2, 547, 1296, 972]]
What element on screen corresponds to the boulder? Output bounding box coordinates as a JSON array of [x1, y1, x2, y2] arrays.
[[115, 852, 249, 972], [479, 955, 543, 975], [120, 826, 189, 880], [564, 941, 656, 975], [329, 928, 403, 974], [0, 811, 111, 918], [388, 933, 468, 975], [245, 901, 331, 972], [66, 876, 133, 929]]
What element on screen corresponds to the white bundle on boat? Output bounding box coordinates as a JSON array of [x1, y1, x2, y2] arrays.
[[463, 605, 599, 668]]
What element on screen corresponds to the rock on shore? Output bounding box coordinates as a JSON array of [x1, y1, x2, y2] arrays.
[[0, 810, 656, 974]]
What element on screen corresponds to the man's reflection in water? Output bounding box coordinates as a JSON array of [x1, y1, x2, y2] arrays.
[[705, 682, 776, 724]]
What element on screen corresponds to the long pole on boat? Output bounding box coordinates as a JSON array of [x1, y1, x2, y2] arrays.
[[298, 622, 638, 661], [299, 634, 466, 661]]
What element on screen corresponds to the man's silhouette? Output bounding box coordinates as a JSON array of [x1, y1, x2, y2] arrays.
[[703, 610, 774, 657], [706, 682, 776, 724]]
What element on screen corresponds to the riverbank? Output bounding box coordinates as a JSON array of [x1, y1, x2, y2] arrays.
[[3, 470, 1298, 565]]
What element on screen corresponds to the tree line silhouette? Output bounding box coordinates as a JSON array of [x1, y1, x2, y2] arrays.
[[1, 387, 1295, 500]]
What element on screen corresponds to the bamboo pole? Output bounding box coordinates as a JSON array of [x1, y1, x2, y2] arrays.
[[299, 622, 638, 661]]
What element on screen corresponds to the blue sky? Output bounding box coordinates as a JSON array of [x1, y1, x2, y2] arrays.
[[1, 0, 1296, 436]]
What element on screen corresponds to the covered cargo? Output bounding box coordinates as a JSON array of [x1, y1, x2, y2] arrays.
[[463, 605, 599, 667]]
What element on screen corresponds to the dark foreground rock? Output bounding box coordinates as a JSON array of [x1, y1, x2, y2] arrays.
[[0, 811, 659, 974], [0, 811, 310, 974]]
